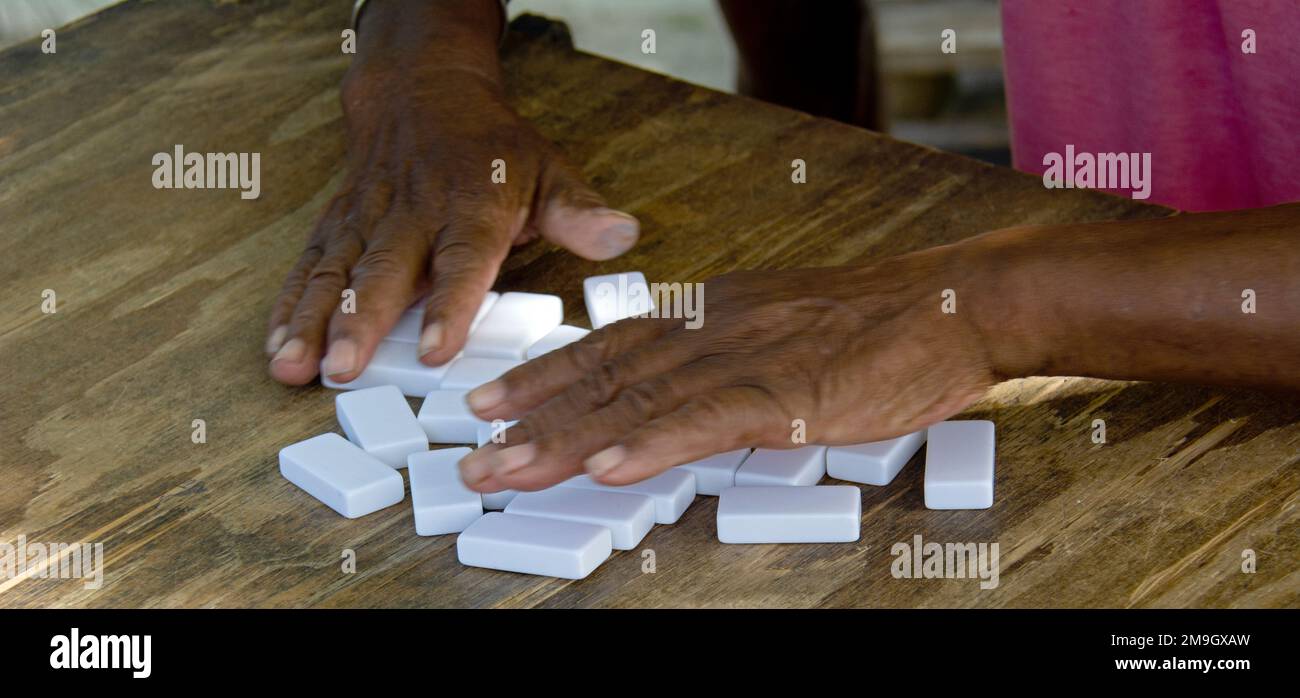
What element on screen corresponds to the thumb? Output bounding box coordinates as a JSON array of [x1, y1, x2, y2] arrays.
[[535, 155, 639, 261]]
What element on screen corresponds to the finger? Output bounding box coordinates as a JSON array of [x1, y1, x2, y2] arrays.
[[534, 155, 639, 261], [268, 237, 363, 385], [266, 191, 356, 355], [508, 330, 722, 437], [462, 441, 575, 494], [458, 423, 541, 493], [467, 357, 737, 492], [462, 459, 514, 494], [582, 385, 786, 486], [321, 225, 426, 382], [465, 316, 680, 419], [266, 242, 323, 355], [417, 207, 518, 366]]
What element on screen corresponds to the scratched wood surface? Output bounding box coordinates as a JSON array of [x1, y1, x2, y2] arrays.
[[1, 1, 1296, 609]]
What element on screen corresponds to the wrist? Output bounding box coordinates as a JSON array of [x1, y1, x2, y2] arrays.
[[348, 0, 504, 90], [946, 226, 1064, 381], [342, 53, 503, 110]]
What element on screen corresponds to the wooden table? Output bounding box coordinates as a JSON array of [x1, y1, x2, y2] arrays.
[[2, 0, 1296, 609]]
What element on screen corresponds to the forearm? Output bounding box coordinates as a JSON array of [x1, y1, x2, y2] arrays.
[[964, 204, 1300, 390], [349, 0, 504, 86]]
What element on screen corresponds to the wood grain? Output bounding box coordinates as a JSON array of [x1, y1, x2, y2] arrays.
[[1, 1, 1295, 608]]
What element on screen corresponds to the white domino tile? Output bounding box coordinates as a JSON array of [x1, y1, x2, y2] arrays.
[[457, 512, 612, 579], [481, 489, 519, 511], [475, 420, 519, 447], [439, 357, 522, 390], [388, 292, 499, 344], [506, 487, 655, 550], [924, 420, 995, 510], [525, 325, 590, 360], [717, 486, 861, 543], [826, 430, 927, 486], [416, 390, 486, 443], [334, 385, 428, 468], [462, 292, 563, 359], [468, 292, 501, 333], [321, 340, 450, 397], [388, 309, 424, 344], [559, 469, 696, 524], [583, 271, 654, 329], [279, 433, 404, 518], [676, 449, 752, 496], [734, 445, 827, 487], [407, 448, 483, 535]]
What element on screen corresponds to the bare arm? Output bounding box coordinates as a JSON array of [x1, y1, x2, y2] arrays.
[[267, 0, 637, 385], [458, 203, 1300, 491], [970, 204, 1300, 390]]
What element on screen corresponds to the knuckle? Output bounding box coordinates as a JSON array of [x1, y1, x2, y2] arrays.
[[275, 249, 324, 299], [612, 382, 662, 422], [288, 306, 331, 337], [566, 332, 611, 372], [433, 237, 492, 274], [512, 383, 589, 435], [568, 374, 612, 414], [585, 358, 630, 404], [290, 290, 335, 318], [678, 394, 729, 424], [295, 243, 326, 271], [305, 263, 348, 288], [351, 250, 409, 281], [449, 185, 511, 212], [428, 283, 489, 323]]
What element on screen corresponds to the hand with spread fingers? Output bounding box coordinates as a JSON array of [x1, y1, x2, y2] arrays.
[[457, 247, 1003, 493], [458, 207, 1300, 494], [265, 0, 637, 386]]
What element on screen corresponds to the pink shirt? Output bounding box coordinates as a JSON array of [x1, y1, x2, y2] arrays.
[[1001, 0, 1300, 211]]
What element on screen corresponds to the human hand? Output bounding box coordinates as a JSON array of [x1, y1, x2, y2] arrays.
[[458, 245, 1012, 493], [266, 37, 637, 385]]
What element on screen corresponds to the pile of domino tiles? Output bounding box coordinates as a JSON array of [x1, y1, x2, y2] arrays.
[[279, 272, 996, 580]]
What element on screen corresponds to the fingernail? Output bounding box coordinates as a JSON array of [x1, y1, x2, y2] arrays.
[[271, 338, 305, 364], [418, 322, 442, 357], [585, 445, 626, 477], [596, 210, 640, 256], [604, 223, 638, 248], [265, 326, 288, 355], [322, 339, 357, 377], [493, 443, 536, 475], [593, 206, 635, 219], [467, 380, 506, 412]]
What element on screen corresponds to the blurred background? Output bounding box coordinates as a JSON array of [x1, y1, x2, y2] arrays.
[[0, 0, 1008, 164]]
